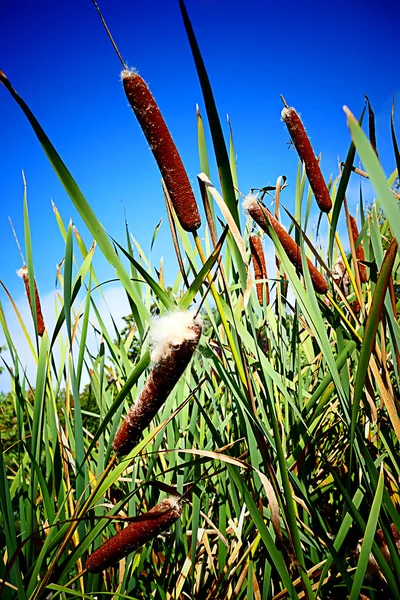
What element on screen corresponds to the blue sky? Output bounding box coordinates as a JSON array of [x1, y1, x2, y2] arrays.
[[0, 0, 399, 389]]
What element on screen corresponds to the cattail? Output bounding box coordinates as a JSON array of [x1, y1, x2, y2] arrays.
[[113, 311, 202, 456], [249, 234, 270, 305], [17, 265, 45, 336], [332, 258, 350, 297], [121, 69, 201, 232], [349, 215, 368, 283], [281, 107, 332, 213], [243, 195, 328, 294], [376, 524, 400, 566], [86, 496, 182, 573]]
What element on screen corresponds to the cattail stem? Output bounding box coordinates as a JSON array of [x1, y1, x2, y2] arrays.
[[192, 232, 247, 387], [121, 69, 201, 232], [113, 312, 202, 456], [17, 265, 45, 336], [249, 234, 270, 305], [281, 106, 332, 213], [86, 496, 182, 573], [243, 196, 328, 295]]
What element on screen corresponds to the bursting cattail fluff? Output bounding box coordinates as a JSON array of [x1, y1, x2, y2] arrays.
[[17, 265, 45, 336], [249, 234, 270, 305], [243, 195, 328, 295], [113, 311, 202, 456], [121, 69, 201, 232], [281, 107, 332, 213], [86, 496, 182, 573], [349, 215, 367, 283]]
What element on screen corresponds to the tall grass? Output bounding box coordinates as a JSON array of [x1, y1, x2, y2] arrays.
[[1, 3, 400, 599]]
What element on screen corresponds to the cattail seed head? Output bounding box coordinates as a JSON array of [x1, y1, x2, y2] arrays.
[[249, 234, 270, 305], [86, 496, 182, 573], [17, 265, 45, 336], [113, 311, 202, 456], [121, 69, 201, 232], [281, 107, 332, 213], [332, 258, 350, 297], [349, 215, 367, 283], [243, 195, 328, 294]]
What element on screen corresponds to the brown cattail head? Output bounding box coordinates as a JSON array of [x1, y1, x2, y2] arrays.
[[249, 234, 270, 305], [121, 69, 201, 232], [243, 195, 328, 294], [86, 496, 182, 573], [17, 266, 45, 336], [113, 311, 202, 456], [332, 258, 350, 297], [281, 107, 332, 213], [349, 215, 368, 283]]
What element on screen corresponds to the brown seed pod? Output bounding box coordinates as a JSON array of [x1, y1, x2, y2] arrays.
[[17, 266, 45, 336], [349, 215, 368, 283], [249, 234, 270, 305], [86, 496, 182, 573], [113, 312, 202, 456], [243, 196, 328, 295], [121, 69, 201, 232], [281, 107, 332, 213]]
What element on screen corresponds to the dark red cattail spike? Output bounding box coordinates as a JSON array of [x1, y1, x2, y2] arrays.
[[121, 69, 201, 232], [113, 312, 202, 456], [281, 106, 332, 213], [86, 496, 182, 573], [249, 234, 270, 305], [243, 196, 328, 295], [17, 265, 46, 336], [349, 215, 368, 284]]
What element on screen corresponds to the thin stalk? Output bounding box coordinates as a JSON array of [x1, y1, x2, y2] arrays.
[[193, 232, 247, 387]]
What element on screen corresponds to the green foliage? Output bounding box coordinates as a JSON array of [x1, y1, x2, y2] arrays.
[[0, 6, 400, 600]]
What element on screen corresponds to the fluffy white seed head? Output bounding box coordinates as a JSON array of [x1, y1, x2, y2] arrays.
[[150, 310, 202, 363], [17, 266, 28, 278], [281, 107, 295, 121], [243, 194, 259, 214], [120, 67, 138, 81]]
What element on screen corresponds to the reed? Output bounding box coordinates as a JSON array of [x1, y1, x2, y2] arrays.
[[17, 265, 45, 336], [113, 311, 202, 456], [281, 106, 332, 213], [243, 195, 328, 294], [86, 496, 182, 573], [121, 69, 201, 232], [349, 215, 368, 283], [249, 233, 270, 305]]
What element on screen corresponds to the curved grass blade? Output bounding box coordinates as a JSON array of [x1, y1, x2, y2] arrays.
[[180, 225, 228, 310], [111, 237, 176, 311], [178, 1, 240, 230], [344, 105, 400, 245], [0, 70, 149, 335], [328, 104, 366, 261], [349, 470, 384, 600], [350, 237, 399, 466], [63, 221, 74, 345], [391, 98, 400, 182]]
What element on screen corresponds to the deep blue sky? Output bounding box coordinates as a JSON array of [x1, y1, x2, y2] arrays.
[[0, 0, 399, 301]]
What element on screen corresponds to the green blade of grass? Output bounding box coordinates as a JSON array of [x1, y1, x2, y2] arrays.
[[350, 237, 399, 465], [345, 105, 400, 244], [179, 1, 240, 230], [349, 470, 384, 600], [328, 104, 366, 262], [0, 70, 149, 336]]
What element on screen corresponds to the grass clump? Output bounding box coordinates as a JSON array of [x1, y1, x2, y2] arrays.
[[0, 3, 400, 599]]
